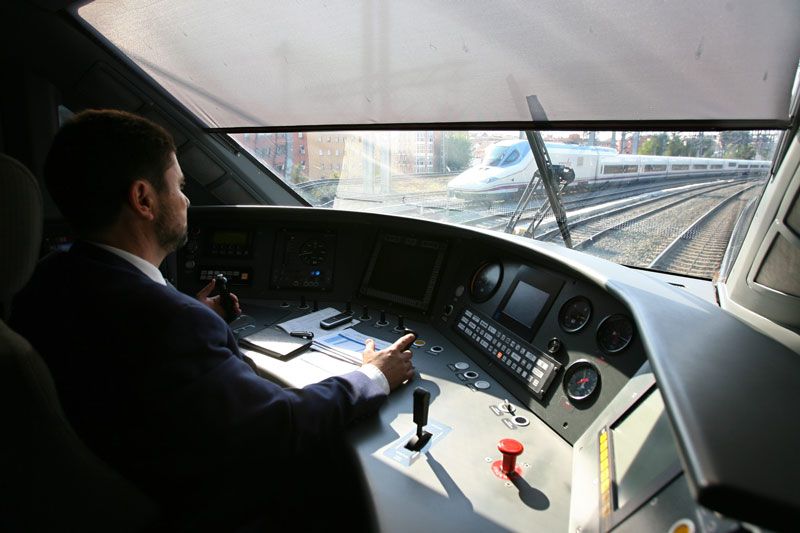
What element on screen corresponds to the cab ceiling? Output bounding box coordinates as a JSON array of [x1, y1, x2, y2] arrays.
[[76, 0, 800, 129]]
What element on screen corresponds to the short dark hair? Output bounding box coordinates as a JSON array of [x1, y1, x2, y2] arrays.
[[44, 109, 177, 235]]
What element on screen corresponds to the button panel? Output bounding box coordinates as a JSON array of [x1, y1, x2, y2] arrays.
[[456, 308, 560, 399], [199, 267, 253, 285]]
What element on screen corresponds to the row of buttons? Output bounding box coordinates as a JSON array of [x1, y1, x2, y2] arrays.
[[199, 269, 251, 282], [456, 308, 559, 398], [210, 244, 248, 256]]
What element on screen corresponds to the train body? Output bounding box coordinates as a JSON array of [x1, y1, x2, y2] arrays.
[[447, 139, 770, 200]]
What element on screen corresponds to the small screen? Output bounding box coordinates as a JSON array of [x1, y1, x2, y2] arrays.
[[501, 281, 550, 328], [361, 235, 446, 310], [611, 390, 679, 510], [211, 230, 249, 246]]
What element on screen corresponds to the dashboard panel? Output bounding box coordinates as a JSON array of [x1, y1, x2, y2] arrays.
[[174, 206, 795, 532], [179, 208, 646, 444]]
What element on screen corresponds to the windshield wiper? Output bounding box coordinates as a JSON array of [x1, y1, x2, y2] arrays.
[[504, 131, 573, 248]]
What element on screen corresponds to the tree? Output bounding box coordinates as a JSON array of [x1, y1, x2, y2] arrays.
[[289, 164, 307, 184], [444, 134, 472, 172], [720, 131, 756, 160], [638, 133, 669, 155]]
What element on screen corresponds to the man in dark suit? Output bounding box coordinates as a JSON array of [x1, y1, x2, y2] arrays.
[[10, 109, 415, 530]]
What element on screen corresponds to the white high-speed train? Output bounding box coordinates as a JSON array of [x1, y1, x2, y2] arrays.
[[447, 139, 769, 200]]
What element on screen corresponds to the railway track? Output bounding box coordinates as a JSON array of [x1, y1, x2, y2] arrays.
[[572, 183, 755, 272], [533, 180, 745, 245], [648, 185, 759, 277]]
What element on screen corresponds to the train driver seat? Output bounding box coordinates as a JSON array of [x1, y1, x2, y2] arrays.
[[0, 153, 159, 532]]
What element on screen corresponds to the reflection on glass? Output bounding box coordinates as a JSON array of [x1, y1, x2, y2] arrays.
[[230, 130, 778, 280]]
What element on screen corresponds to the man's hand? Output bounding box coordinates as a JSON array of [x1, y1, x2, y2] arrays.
[[362, 333, 415, 391], [196, 278, 241, 320]]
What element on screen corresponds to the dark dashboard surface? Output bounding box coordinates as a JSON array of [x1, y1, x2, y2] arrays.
[[179, 207, 646, 444], [175, 206, 799, 532]]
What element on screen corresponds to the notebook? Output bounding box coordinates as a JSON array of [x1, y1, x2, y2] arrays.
[[239, 326, 312, 359]]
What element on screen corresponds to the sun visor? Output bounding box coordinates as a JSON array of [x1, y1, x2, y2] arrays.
[[77, 0, 800, 128]]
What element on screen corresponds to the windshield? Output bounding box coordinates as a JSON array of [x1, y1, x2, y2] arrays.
[[231, 129, 779, 280]]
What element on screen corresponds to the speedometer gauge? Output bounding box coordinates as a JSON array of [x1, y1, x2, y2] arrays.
[[469, 261, 503, 303], [596, 315, 634, 354], [563, 361, 600, 402], [558, 296, 592, 333]]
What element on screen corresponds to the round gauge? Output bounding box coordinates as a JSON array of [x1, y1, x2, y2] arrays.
[[558, 296, 592, 333], [298, 239, 327, 266], [469, 262, 503, 303], [596, 315, 635, 354], [563, 361, 600, 402]]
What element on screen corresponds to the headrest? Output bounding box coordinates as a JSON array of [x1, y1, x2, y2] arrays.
[[0, 154, 43, 305]]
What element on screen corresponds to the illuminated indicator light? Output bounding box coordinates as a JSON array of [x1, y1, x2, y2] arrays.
[[496, 351, 503, 359], [241, 273, 249, 280]]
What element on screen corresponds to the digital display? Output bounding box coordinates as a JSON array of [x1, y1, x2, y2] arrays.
[[360, 234, 447, 311], [611, 389, 679, 510], [494, 267, 563, 341], [500, 281, 550, 328], [211, 230, 249, 246]]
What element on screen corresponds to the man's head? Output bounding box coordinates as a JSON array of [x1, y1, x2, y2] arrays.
[[44, 109, 188, 252]]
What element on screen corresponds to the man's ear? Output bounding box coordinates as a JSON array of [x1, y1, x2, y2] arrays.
[[128, 179, 157, 221]]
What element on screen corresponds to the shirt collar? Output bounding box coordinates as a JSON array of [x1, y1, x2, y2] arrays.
[[89, 242, 167, 286]]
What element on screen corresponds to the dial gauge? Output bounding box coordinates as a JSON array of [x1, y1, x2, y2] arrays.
[[596, 315, 634, 354], [469, 262, 503, 303], [298, 239, 327, 266], [563, 361, 600, 402], [558, 296, 592, 333]]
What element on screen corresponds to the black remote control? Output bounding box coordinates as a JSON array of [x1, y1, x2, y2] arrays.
[[319, 311, 353, 330]]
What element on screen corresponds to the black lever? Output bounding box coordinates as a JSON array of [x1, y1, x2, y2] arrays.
[[405, 387, 432, 452], [215, 273, 236, 323]]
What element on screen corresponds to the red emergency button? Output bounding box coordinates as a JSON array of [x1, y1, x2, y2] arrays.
[[492, 438, 524, 479]]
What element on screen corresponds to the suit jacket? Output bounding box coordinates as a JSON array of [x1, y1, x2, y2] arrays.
[[10, 241, 385, 529]]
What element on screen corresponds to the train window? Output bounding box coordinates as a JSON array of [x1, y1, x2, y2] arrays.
[[229, 129, 777, 280], [502, 150, 520, 166]]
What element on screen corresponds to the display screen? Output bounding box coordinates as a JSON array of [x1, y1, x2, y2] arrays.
[[360, 234, 446, 310], [500, 281, 550, 328], [611, 389, 679, 510], [211, 230, 249, 246], [494, 267, 563, 341]]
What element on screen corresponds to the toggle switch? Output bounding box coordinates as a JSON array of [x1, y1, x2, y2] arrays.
[[360, 305, 370, 320], [376, 310, 389, 326]]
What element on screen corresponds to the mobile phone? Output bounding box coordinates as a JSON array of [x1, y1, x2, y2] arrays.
[[319, 311, 353, 330]]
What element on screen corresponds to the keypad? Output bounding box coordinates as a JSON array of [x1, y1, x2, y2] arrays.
[[456, 308, 560, 398]]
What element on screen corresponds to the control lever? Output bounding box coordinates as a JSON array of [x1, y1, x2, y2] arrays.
[[405, 387, 432, 452], [360, 305, 370, 320], [214, 274, 236, 323], [394, 315, 405, 332]]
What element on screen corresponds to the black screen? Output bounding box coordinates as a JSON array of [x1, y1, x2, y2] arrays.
[[501, 281, 550, 327], [494, 266, 564, 340], [361, 235, 446, 310]]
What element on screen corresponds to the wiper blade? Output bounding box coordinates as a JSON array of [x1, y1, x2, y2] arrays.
[[504, 131, 573, 248]]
